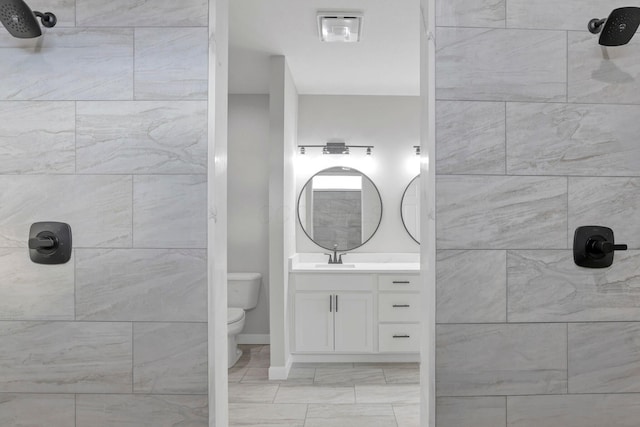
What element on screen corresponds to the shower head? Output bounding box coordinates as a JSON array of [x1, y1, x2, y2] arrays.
[[0, 0, 56, 38], [588, 7, 640, 46]]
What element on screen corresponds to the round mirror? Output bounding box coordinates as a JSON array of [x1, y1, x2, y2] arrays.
[[297, 166, 383, 251], [401, 175, 420, 244]]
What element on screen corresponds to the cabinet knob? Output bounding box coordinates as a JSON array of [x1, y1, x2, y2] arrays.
[[392, 304, 410, 308], [393, 335, 411, 339]]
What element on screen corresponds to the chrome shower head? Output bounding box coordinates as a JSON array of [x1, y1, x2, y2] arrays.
[[0, 0, 56, 38], [589, 7, 640, 46]]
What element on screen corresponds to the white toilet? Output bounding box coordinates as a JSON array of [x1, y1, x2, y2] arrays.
[[227, 272, 262, 368]]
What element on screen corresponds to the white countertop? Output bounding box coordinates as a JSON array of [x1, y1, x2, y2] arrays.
[[289, 253, 420, 273]]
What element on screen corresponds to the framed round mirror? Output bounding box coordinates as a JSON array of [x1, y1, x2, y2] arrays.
[[297, 166, 383, 251], [401, 175, 420, 244]]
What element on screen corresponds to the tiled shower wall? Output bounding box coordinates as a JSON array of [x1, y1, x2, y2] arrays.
[[0, 1, 209, 425], [435, 0, 640, 426]]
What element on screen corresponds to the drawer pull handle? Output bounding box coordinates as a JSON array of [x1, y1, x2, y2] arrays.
[[392, 281, 411, 284], [393, 335, 411, 339], [392, 304, 410, 308]]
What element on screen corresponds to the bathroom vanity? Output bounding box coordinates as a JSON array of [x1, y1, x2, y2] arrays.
[[289, 254, 420, 362]]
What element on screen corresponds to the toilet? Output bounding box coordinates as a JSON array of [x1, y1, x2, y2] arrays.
[[227, 272, 262, 368]]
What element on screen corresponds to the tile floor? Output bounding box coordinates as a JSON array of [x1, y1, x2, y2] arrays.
[[228, 345, 420, 426]]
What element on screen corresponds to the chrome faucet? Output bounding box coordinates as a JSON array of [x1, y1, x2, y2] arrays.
[[324, 244, 347, 264]]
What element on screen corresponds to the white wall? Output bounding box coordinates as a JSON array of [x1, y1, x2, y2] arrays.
[[228, 94, 270, 339], [296, 95, 421, 254], [268, 56, 298, 377]]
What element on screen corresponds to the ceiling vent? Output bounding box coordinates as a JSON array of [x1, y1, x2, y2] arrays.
[[317, 12, 363, 43]]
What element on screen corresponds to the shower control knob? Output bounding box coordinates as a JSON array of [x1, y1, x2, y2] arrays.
[[574, 226, 628, 268]]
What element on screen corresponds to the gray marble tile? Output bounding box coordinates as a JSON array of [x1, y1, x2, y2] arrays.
[[436, 0, 505, 28], [569, 178, 640, 250], [76, 0, 207, 27], [508, 250, 640, 322], [507, 103, 640, 176], [77, 394, 207, 427], [228, 383, 280, 404], [569, 322, 640, 393], [306, 403, 395, 418], [436, 28, 566, 102], [0, 175, 132, 248], [0, 393, 75, 426], [436, 101, 505, 175], [314, 368, 386, 385], [383, 368, 420, 384], [436, 324, 567, 396], [0, 101, 75, 174], [0, 321, 132, 393], [76, 249, 206, 321], [355, 384, 420, 404], [133, 175, 206, 248], [0, 29, 133, 100], [0, 394, 75, 427], [306, 404, 398, 427], [304, 417, 398, 427], [436, 176, 568, 249], [437, 397, 506, 427], [394, 404, 420, 427], [0, 249, 74, 320], [508, 394, 640, 427], [274, 385, 355, 404], [437, 250, 506, 323], [76, 101, 207, 174], [229, 403, 306, 426], [506, 0, 628, 30], [133, 322, 207, 394], [135, 28, 208, 100], [569, 32, 640, 104]]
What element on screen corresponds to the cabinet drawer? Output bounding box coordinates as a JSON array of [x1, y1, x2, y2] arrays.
[[378, 274, 420, 292], [378, 324, 420, 353], [295, 274, 373, 291], [378, 293, 420, 322]]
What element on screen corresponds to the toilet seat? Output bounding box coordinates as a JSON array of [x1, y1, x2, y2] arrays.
[[228, 307, 245, 325]]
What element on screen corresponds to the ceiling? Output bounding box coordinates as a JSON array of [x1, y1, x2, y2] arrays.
[[229, 0, 420, 96]]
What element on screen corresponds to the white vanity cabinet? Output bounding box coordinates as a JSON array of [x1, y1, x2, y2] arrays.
[[294, 291, 374, 352], [291, 271, 420, 359], [293, 274, 374, 353]]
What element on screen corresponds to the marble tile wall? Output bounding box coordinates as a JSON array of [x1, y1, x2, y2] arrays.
[[0, 0, 209, 425], [435, 0, 640, 425]]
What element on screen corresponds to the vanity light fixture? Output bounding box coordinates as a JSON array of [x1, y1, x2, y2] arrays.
[[298, 141, 374, 155], [414, 145, 421, 155], [317, 12, 363, 43]]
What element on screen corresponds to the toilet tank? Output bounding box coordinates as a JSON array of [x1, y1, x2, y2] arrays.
[[228, 272, 262, 309]]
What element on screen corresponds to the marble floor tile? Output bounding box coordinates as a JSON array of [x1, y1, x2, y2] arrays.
[[383, 368, 420, 384], [394, 404, 420, 427], [274, 385, 356, 404], [305, 403, 398, 427], [355, 385, 420, 404], [229, 403, 307, 426], [240, 368, 271, 383], [292, 362, 354, 369], [229, 383, 280, 404], [314, 367, 386, 385], [304, 417, 398, 427], [228, 366, 249, 383]]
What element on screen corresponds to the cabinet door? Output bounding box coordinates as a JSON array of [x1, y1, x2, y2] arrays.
[[294, 292, 334, 352], [334, 292, 374, 353]]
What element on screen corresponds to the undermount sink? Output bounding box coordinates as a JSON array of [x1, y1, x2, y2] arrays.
[[314, 263, 356, 268]]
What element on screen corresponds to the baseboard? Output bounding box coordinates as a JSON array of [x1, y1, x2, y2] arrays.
[[237, 334, 270, 345], [291, 353, 420, 364], [268, 355, 292, 380]]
